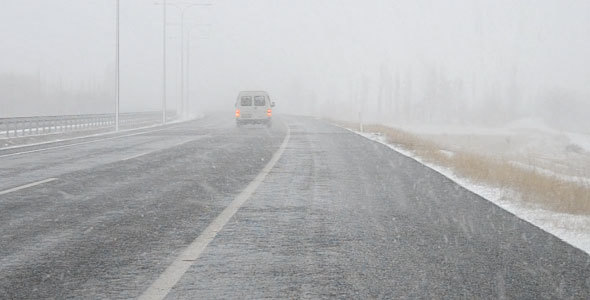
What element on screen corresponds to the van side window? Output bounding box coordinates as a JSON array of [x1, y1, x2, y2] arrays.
[[254, 96, 266, 106], [240, 96, 253, 106]]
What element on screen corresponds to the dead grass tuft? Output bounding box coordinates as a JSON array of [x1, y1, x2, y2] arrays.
[[336, 122, 590, 215]]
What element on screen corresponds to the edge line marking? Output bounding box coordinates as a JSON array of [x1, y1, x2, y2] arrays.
[[0, 178, 58, 196], [0, 127, 172, 159]]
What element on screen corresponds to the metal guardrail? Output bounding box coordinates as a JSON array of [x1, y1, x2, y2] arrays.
[[0, 111, 176, 138]]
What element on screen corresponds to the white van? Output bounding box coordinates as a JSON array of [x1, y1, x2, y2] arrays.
[[235, 91, 275, 127]]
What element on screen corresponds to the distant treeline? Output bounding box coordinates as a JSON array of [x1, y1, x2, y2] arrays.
[[306, 63, 590, 132]]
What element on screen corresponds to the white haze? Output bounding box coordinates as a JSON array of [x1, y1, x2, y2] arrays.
[[1, 0, 589, 132]]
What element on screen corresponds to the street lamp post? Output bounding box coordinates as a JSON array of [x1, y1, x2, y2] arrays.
[[185, 26, 209, 119], [115, 0, 120, 131], [180, 9, 186, 118], [186, 28, 190, 117], [155, 2, 211, 119], [179, 5, 209, 119], [162, 0, 167, 124]]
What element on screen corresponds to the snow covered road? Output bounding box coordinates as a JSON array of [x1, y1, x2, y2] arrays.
[[1, 115, 589, 298]]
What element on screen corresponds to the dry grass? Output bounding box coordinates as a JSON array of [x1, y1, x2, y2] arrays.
[[339, 122, 590, 215]]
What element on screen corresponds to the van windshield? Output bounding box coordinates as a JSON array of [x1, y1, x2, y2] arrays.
[[254, 96, 266, 106], [240, 96, 252, 106]]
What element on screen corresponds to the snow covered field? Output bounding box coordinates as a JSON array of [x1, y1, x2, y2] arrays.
[[391, 118, 590, 181], [346, 120, 590, 255]]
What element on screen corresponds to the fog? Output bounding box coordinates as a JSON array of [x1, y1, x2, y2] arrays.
[[1, 0, 589, 132]]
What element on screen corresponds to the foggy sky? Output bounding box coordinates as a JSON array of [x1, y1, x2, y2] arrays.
[[1, 0, 589, 131]]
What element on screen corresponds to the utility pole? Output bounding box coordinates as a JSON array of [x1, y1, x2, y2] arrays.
[[154, 2, 211, 119], [185, 26, 209, 119], [162, 0, 167, 124], [180, 10, 185, 118], [186, 29, 190, 117], [115, 0, 120, 131]]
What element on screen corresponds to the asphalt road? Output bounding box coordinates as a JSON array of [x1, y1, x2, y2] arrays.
[[1, 115, 589, 299]]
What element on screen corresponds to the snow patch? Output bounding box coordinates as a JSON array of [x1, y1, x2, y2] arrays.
[[439, 150, 455, 158], [566, 132, 590, 152], [509, 161, 590, 185], [353, 130, 590, 256]]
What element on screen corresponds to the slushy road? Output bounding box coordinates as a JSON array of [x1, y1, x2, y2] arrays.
[[1, 115, 589, 298]]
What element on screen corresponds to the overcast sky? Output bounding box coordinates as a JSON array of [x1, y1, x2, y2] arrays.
[[1, 0, 589, 128]]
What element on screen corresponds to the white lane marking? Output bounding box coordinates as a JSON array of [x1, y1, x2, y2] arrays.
[[120, 137, 207, 162], [0, 128, 170, 159], [122, 152, 152, 161], [0, 178, 58, 196], [139, 124, 291, 300]]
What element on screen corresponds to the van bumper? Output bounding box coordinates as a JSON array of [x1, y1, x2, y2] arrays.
[[236, 118, 272, 125]]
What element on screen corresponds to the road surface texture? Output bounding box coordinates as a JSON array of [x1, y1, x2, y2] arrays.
[[1, 115, 589, 299]]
